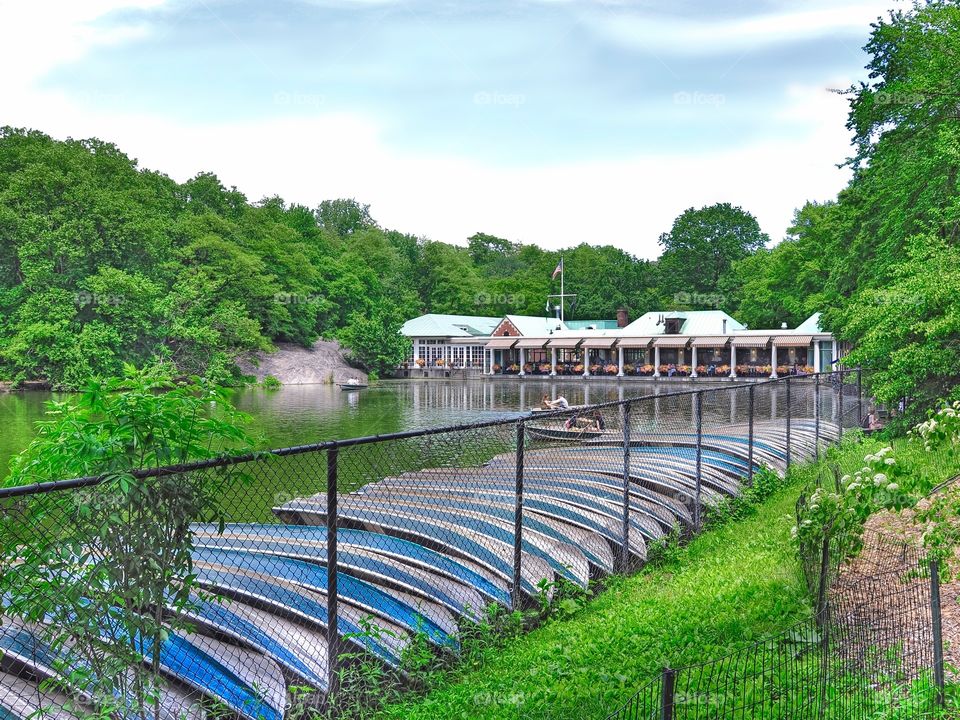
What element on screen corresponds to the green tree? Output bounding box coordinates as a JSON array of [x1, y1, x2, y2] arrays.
[[0, 365, 253, 720], [656, 203, 769, 310]]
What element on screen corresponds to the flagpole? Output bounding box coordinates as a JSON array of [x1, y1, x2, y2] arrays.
[[559, 256, 564, 322]]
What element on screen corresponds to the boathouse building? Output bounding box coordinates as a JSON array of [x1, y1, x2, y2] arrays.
[[399, 310, 843, 380]]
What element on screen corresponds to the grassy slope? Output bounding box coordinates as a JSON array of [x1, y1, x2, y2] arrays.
[[378, 475, 819, 718], [377, 433, 953, 719]]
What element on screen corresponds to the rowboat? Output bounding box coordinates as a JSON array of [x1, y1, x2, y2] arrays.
[[526, 423, 607, 441], [337, 382, 368, 391]]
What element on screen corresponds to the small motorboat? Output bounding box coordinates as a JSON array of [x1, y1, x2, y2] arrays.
[[338, 378, 368, 391]]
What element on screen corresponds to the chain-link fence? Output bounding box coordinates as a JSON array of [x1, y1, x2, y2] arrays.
[[0, 370, 873, 719]]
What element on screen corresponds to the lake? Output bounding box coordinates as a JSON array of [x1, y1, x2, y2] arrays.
[[0, 378, 747, 477], [0, 376, 827, 479], [0, 377, 838, 521]]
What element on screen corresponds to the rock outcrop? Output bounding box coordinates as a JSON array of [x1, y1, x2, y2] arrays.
[[237, 339, 367, 385]]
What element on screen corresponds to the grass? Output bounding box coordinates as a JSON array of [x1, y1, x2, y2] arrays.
[[372, 432, 960, 719]]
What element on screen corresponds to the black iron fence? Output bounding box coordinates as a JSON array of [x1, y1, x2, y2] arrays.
[[604, 530, 947, 719], [0, 371, 872, 720]]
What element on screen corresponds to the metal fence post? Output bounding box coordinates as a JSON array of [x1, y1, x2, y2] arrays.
[[660, 667, 675, 720], [513, 419, 525, 611], [747, 385, 755, 487], [694, 392, 703, 532], [326, 447, 340, 699], [931, 560, 946, 708], [838, 371, 845, 432], [814, 374, 821, 462], [785, 377, 792, 473], [856, 367, 863, 427], [620, 401, 632, 573]]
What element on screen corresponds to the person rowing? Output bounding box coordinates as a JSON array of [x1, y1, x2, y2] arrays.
[[541, 394, 570, 410]]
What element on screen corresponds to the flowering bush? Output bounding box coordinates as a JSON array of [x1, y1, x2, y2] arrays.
[[677, 365, 690, 375], [623, 363, 635, 375], [657, 364, 670, 374], [695, 365, 707, 375], [573, 364, 584, 374], [912, 401, 960, 450], [638, 364, 654, 375], [589, 364, 602, 375], [522, 363, 533, 374], [492, 363, 502, 373], [554, 364, 565, 375], [538, 363, 552, 374], [506, 363, 520, 374], [604, 363, 619, 375], [794, 446, 910, 564]]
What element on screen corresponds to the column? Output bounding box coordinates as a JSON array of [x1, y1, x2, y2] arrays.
[[691, 346, 698, 377], [518, 347, 526, 376], [413, 339, 420, 364], [583, 350, 590, 377], [832, 339, 839, 369], [730, 345, 737, 378], [550, 347, 557, 376], [771, 345, 778, 379], [814, 341, 822, 373], [617, 346, 624, 377], [653, 346, 661, 377]]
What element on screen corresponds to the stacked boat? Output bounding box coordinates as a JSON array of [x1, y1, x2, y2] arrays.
[[0, 419, 839, 720]]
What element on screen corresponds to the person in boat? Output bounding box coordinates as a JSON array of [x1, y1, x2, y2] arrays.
[[542, 394, 570, 410]]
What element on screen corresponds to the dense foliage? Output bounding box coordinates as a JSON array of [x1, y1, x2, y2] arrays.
[[0, 128, 762, 388], [730, 1, 960, 408]]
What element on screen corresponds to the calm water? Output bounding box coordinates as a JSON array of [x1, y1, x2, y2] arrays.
[[0, 377, 839, 522], [0, 376, 834, 481], [0, 378, 721, 477]]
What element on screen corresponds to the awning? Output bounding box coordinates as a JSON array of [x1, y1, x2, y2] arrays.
[[581, 337, 617, 349], [513, 337, 549, 349], [484, 337, 517, 349], [617, 337, 652, 348], [731, 335, 770, 347], [691, 336, 730, 348], [653, 336, 690, 348], [547, 337, 582, 349], [772, 334, 813, 347]]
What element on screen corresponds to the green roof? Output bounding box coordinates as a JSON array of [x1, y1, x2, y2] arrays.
[[794, 313, 824, 333], [400, 314, 501, 338], [621, 311, 745, 336], [564, 319, 620, 330]]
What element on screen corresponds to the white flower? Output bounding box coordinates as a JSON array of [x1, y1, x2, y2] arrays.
[[841, 475, 851, 483], [884, 458, 896, 466], [887, 483, 899, 492]]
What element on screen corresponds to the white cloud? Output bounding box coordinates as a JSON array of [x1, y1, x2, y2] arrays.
[[0, 0, 857, 258], [0, 0, 164, 91], [586, 1, 907, 56]]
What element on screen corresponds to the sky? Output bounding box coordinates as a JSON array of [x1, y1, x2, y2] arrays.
[[0, 0, 907, 258]]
